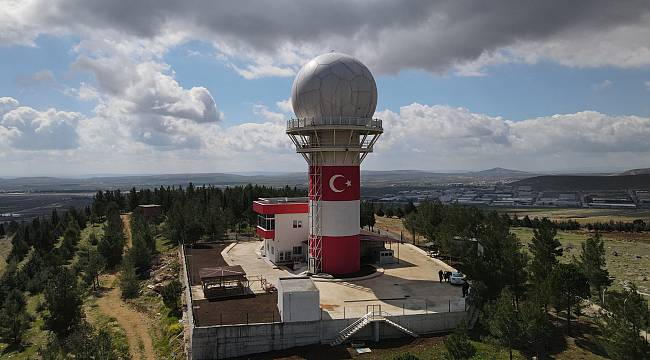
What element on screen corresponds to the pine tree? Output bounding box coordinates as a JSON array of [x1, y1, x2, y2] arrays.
[[76, 246, 105, 291], [528, 218, 562, 310], [44, 267, 82, 337], [0, 289, 32, 344], [598, 284, 650, 359], [579, 233, 611, 300], [119, 260, 139, 299], [486, 289, 521, 360], [550, 263, 590, 334]]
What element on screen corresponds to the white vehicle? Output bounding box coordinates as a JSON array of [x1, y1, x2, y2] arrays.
[[449, 271, 466, 285]]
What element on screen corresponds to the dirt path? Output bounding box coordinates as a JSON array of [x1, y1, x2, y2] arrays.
[[121, 213, 133, 248], [96, 274, 156, 360], [94, 212, 156, 360]]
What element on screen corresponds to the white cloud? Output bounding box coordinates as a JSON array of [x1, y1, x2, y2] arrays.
[[276, 98, 293, 113], [3, 96, 650, 175], [0, 97, 82, 150], [593, 80, 613, 91], [365, 104, 650, 172]]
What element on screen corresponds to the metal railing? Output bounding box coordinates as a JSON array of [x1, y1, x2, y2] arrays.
[[287, 116, 383, 130]]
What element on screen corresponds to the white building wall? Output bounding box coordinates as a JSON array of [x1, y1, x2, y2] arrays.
[[270, 213, 308, 263]]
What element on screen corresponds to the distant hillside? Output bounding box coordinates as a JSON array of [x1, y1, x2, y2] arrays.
[[512, 173, 650, 191], [464, 167, 534, 177], [619, 168, 650, 176], [0, 168, 537, 192]]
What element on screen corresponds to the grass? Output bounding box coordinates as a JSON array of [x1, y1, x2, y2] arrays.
[[512, 227, 650, 295], [0, 235, 11, 274]]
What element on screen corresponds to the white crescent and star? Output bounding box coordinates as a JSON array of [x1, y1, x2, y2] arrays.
[[328, 174, 352, 193]]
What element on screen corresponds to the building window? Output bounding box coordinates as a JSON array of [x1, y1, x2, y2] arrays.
[[271, 246, 274, 255], [279, 251, 284, 261], [292, 220, 297, 228], [297, 220, 302, 228], [293, 246, 302, 255], [258, 215, 275, 230]]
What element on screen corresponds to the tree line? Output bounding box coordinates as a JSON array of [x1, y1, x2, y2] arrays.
[[402, 201, 649, 359], [506, 213, 650, 232]]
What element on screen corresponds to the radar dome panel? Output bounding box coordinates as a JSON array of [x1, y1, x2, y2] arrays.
[[291, 52, 377, 119]]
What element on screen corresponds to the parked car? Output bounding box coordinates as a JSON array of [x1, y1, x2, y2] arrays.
[[449, 271, 466, 285]]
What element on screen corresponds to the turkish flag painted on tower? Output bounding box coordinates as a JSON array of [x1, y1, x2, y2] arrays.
[[310, 165, 360, 201]]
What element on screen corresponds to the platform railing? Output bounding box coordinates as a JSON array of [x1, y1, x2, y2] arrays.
[[287, 116, 383, 130]]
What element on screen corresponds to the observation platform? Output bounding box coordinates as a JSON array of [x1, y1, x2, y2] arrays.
[[286, 116, 383, 132]]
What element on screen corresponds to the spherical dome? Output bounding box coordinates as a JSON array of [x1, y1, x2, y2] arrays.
[[291, 52, 377, 119]]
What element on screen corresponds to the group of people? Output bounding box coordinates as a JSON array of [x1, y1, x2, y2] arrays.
[[438, 269, 452, 283], [438, 269, 470, 298]]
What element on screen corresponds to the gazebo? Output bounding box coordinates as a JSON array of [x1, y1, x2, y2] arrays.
[[198, 265, 249, 299]]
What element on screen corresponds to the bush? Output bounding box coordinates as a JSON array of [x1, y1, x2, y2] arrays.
[[161, 279, 182, 315], [444, 321, 476, 359], [167, 323, 182, 336]]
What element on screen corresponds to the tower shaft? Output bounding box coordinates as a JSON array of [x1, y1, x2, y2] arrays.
[[287, 118, 382, 274]]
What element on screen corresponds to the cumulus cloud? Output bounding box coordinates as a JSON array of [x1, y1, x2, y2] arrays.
[[0, 97, 82, 150], [3, 1, 650, 77], [367, 104, 650, 171]]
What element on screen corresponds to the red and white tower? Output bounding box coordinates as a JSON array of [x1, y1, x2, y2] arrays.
[[287, 53, 383, 275]]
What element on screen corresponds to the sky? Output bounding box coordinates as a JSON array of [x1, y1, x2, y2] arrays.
[[1, 0, 650, 177]]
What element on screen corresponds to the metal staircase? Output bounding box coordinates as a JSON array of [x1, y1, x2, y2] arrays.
[[330, 306, 418, 346]]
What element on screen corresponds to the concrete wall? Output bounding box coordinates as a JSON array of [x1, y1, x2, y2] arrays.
[[191, 310, 468, 359]]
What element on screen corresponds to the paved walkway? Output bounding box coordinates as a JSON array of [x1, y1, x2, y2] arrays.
[[222, 241, 292, 293]]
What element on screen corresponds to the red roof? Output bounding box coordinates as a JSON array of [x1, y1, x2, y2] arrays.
[[253, 197, 308, 214]]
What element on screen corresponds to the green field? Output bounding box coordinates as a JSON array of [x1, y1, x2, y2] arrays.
[[512, 227, 650, 295]]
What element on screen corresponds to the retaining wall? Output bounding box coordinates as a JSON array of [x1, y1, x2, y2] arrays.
[[191, 310, 467, 359]]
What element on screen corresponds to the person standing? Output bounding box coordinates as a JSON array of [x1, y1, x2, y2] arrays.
[[438, 270, 443, 283]]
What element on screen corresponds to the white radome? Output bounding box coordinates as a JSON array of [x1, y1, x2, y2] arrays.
[[291, 52, 377, 119]]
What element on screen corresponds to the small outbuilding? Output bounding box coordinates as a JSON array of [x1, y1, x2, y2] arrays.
[[137, 204, 162, 221], [277, 277, 320, 322], [199, 265, 249, 299]]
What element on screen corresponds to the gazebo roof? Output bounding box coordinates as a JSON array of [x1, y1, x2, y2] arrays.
[[198, 265, 246, 280]]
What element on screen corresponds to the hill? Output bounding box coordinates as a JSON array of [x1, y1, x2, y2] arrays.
[[511, 173, 650, 191], [618, 168, 650, 176]]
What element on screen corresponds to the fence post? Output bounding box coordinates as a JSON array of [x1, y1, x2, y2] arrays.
[[448, 299, 451, 312], [220, 313, 222, 325], [425, 302, 427, 314], [344, 307, 346, 319], [402, 303, 405, 316], [246, 313, 249, 325]]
